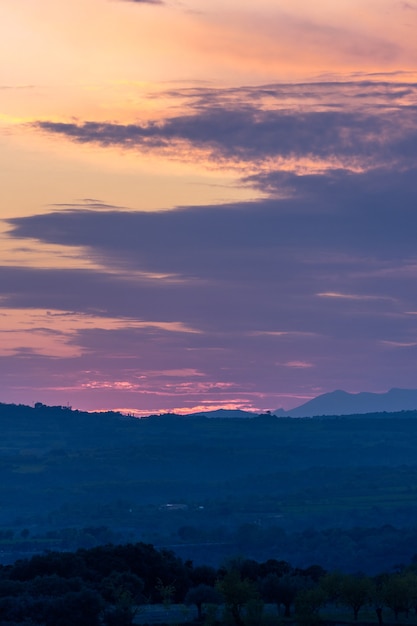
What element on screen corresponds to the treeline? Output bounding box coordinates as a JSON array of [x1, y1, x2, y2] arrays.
[[3, 523, 417, 575], [168, 522, 417, 574], [2, 541, 417, 625]]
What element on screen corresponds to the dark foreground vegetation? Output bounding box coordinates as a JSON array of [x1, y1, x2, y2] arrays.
[[3, 402, 417, 572], [2, 540, 417, 625]]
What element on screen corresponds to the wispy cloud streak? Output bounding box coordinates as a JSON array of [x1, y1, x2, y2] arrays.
[[32, 78, 417, 178]]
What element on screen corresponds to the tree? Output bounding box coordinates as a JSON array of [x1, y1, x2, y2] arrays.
[[190, 565, 217, 588], [155, 578, 175, 608], [339, 574, 372, 621], [295, 586, 327, 626], [260, 572, 305, 617], [185, 584, 222, 620], [100, 571, 144, 626], [319, 571, 344, 603], [259, 559, 291, 579], [298, 565, 327, 583], [381, 572, 417, 620], [216, 569, 259, 626], [42, 590, 103, 626], [100, 571, 144, 604]]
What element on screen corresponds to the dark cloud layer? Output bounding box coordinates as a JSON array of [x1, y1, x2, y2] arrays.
[[8, 168, 417, 268], [33, 79, 417, 170], [5, 167, 417, 340], [34, 107, 417, 167], [162, 78, 417, 108]]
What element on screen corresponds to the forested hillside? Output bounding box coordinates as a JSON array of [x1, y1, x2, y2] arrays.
[[2, 402, 417, 572]]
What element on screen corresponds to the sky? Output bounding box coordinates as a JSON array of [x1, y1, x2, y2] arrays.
[[1, 0, 417, 415]]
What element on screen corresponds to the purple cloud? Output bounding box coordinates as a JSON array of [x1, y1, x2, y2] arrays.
[[34, 107, 417, 168], [32, 79, 417, 171], [5, 168, 417, 341]]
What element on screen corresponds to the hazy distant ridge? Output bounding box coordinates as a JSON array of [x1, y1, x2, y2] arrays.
[[274, 387, 417, 417], [161, 388, 417, 419]]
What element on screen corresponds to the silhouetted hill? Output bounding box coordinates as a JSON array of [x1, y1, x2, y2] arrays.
[[274, 387, 417, 417], [191, 408, 256, 418]]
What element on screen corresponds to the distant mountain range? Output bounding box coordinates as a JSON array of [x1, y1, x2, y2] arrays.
[[273, 388, 417, 418], [180, 388, 417, 419]]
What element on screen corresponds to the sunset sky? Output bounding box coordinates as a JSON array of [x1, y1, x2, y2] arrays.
[[1, 0, 417, 415]]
